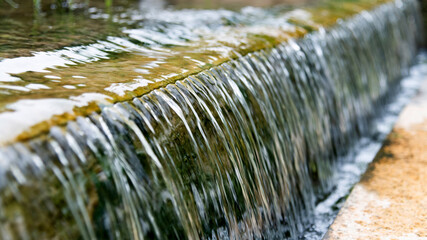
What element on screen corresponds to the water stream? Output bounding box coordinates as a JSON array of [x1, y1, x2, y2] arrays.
[[0, 0, 424, 239]]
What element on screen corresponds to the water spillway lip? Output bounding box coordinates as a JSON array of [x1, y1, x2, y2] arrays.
[[0, 0, 398, 147]]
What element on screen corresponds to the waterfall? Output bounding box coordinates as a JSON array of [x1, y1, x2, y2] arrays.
[[0, 0, 423, 239]]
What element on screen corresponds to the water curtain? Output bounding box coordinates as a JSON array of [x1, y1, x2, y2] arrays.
[[0, 0, 423, 239]]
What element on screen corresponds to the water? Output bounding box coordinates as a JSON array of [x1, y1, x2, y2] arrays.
[[0, 0, 393, 145], [0, 0, 424, 239], [0, 0, 317, 144]]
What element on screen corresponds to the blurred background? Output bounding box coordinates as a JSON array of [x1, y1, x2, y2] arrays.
[[1, 0, 315, 12]]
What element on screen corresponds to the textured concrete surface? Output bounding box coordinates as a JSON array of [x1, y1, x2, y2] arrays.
[[324, 77, 427, 239]]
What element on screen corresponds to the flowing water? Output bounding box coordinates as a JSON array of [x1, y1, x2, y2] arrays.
[[0, 0, 424, 239]]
